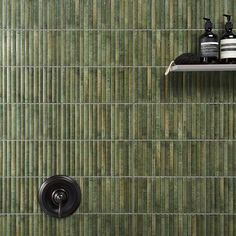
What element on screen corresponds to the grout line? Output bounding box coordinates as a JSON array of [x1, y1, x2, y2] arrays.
[[109, 1, 113, 216], [110, 3, 113, 178], [1, 176, 236, 179], [38, 0, 41, 178], [0, 64, 235, 68], [0, 28, 225, 31], [0, 139, 235, 142], [0, 65, 168, 68], [131, 1, 135, 216], [0, 212, 235, 216], [0, 102, 236, 105]]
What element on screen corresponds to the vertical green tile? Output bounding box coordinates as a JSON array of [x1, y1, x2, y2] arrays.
[[1, 0, 236, 235]]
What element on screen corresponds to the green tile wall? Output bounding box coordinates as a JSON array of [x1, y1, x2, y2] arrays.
[[1, 0, 236, 235]]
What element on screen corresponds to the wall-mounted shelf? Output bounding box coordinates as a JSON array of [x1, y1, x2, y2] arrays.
[[169, 64, 236, 73]]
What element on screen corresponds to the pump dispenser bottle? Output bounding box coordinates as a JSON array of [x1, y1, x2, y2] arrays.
[[199, 18, 219, 63], [220, 14, 236, 63]]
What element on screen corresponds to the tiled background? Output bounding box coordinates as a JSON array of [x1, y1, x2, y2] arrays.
[[1, 0, 236, 235]]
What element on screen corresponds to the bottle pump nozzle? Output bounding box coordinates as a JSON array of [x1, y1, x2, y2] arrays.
[[224, 14, 231, 22], [223, 14, 233, 31], [203, 17, 212, 31]]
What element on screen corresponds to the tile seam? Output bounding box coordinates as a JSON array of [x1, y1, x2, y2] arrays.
[[0, 139, 235, 142], [0, 28, 225, 31], [1, 176, 236, 178], [0, 103, 236, 105], [0, 213, 235, 216]]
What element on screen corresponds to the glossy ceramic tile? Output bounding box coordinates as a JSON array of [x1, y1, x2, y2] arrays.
[[1, 0, 236, 235]]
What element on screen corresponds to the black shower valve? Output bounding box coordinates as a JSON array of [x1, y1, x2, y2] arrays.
[[38, 175, 81, 218]]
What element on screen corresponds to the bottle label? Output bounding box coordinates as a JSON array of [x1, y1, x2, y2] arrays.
[[220, 39, 236, 59], [201, 42, 219, 57]]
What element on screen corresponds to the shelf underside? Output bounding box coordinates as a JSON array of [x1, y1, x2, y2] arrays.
[[170, 64, 236, 72]]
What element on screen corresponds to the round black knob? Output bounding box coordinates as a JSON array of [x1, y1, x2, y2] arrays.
[[52, 189, 68, 205], [38, 175, 81, 218]]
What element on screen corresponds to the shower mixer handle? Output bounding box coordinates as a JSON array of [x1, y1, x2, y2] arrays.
[[39, 175, 81, 218]]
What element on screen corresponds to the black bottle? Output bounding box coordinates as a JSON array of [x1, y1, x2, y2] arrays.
[[220, 14, 236, 63], [199, 18, 219, 63]]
